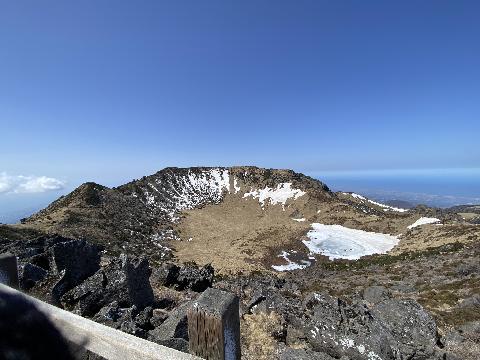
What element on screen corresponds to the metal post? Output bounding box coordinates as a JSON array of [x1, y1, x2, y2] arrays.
[[0, 253, 19, 288], [187, 288, 241, 360]]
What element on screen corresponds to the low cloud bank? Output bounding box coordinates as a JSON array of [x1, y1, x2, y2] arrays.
[[0, 172, 65, 194]]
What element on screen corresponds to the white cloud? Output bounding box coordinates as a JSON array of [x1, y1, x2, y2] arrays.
[[0, 172, 65, 194]]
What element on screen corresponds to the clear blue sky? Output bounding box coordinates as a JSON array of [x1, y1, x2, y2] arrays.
[[1, 0, 479, 191]]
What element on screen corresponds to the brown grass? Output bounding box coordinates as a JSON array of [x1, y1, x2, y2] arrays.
[[241, 312, 283, 360]]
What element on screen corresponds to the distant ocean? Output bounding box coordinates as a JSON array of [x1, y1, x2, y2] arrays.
[[1, 168, 479, 225], [314, 168, 480, 208]]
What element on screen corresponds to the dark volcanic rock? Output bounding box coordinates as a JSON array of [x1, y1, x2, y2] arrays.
[[306, 293, 398, 360], [2, 235, 102, 303], [362, 285, 392, 306], [135, 306, 154, 330], [61, 272, 107, 316], [151, 263, 180, 287], [92, 301, 122, 327], [50, 239, 102, 302], [92, 302, 154, 339], [176, 263, 214, 292], [61, 254, 154, 316], [237, 275, 302, 321], [279, 346, 336, 360], [306, 292, 439, 360], [148, 301, 190, 351], [371, 299, 438, 359], [118, 254, 155, 308], [155, 338, 189, 353], [118, 306, 148, 338], [21, 262, 48, 290], [150, 308, 169, 327], [152, 262, 214, 292]]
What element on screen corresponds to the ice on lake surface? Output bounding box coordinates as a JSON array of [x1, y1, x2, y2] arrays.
[[302, 223, 399, 260]]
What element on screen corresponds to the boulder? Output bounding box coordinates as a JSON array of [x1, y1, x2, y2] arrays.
[[285, 325, 306, 347], [241, 276, 301, 321], [61, 254, 154, 316], [134, 306, 154, 330], [92, 302, 154, 339], [305, 292, 439, 360], [92, 301, 122, 327], [62, 272, 108, 316], [459, 320, 480, 334], [152, 262, 214, 292], [371, 299, 438, 359], [279, 347, 336, 360], [21, 263, 48, 290], [148, 301, 190, 350], [118, 254, 154, 308], [50, 239, 102, 302], [306, 293, 399, 360], [441, 330, 465, 348], [155, 338, 189, 353], [175, 263, 214, 292], [151, 263, 180, 287], [150, 308, 169, 328], [456, 294, 480, 308], [362, 286, 391, 306], [118, 306, 147, 338]]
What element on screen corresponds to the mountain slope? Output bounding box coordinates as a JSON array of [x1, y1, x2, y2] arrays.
[[17, 166, 477, 273], [21, 167, 333, 262]]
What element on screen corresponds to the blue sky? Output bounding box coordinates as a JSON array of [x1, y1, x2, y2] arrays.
[[1, 1, 479, 218]]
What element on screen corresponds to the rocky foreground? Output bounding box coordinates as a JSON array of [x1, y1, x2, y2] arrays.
[[2, 167, 479, 359], [1, 232, 479, 360]]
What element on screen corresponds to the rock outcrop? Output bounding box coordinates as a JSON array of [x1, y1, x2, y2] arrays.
[[151, 262, 214, 292], [61, 254, 154, 316]]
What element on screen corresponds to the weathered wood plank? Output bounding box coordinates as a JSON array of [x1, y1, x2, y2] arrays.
[[187, 288, 241, 360], [0, 284, 202, 360]]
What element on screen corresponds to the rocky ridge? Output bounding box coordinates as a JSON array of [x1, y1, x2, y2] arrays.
[[3, 234, 478, 359], [16, 166, 470, 273]]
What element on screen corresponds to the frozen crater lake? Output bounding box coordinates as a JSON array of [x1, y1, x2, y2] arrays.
[[302, 223, 399, 261]]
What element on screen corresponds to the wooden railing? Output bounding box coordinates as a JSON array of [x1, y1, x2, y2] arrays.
[[0, 253, 241, 360]]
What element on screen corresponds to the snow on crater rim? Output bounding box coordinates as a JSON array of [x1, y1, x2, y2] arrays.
[[343, 192, 366, 200], [243, 182, 306, 209], [141, 168, 236, 221], [343, 192, 407, 212], [407, 217, 441, 229], [302, 223, 399, 260]]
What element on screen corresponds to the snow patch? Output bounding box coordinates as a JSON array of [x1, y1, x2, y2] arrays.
[[340, 338, 355, 348], [368, 351, 383, 360], [407, 217, 441, 229], [343, 192, 366, 200], [272, 251, 310, 272], [302, 223, 399, 260], [243, 183, 305, 210], [140, 169, 232, 222], [367, 199, 408, 213], [233, 177, 241, 193], [292, 218, 306, 222]]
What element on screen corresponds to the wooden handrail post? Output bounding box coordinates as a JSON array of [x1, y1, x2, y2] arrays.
[[187, 288, 241, 360], [0, 284, 202, 360], [0, 253, 19, 288]]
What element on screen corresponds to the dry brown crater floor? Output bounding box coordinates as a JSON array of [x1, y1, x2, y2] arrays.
[[171, 193, 479, 274]]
